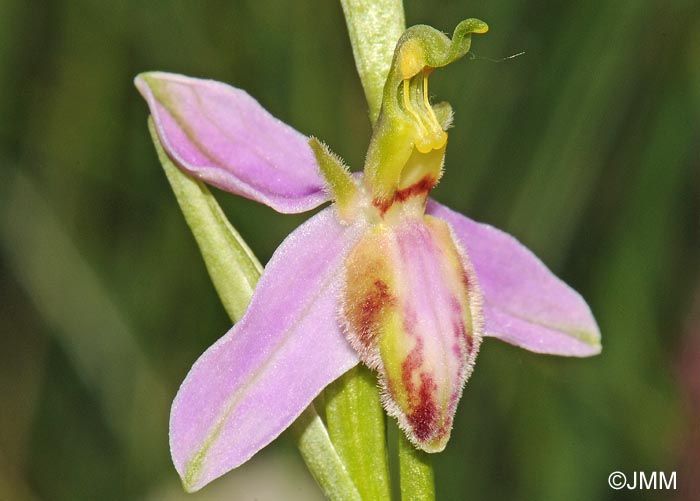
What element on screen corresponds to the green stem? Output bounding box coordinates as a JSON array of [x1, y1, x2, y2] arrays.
[[398, 430, 435, 501], [340, 0, 405, 125], [291, 406, 362, 501], [149, 119, 360, 498], [325, 366, 391, 500]]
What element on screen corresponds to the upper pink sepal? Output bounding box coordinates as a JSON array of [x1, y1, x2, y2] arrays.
[[427, 201, 601, 357], [169, 208, 360, 492], [135, 72, 329, 213]]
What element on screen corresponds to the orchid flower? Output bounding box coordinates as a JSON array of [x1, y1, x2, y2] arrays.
[[136, 19, 601, 492]]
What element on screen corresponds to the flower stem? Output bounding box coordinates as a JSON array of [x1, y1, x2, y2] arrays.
[[398, 429, 436, 500], [291, 405, 362, 501], [149, 119, 360, 498], [325, 366, 391, 500], [339, 0, 405, 125]]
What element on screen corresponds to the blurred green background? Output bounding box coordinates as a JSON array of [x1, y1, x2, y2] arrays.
[[1, 0, 698, 499]]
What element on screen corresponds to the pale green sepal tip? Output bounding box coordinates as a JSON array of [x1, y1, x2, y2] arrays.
[[138, 72, 169, 104], [309, 138, 359, 220], [575, 329, 603, 351]]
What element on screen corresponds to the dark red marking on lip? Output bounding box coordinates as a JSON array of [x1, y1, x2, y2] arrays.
[[451, 311, 465, 354], [401, 338, 422, 395], [456, 317, 474, 350], [400, 337, 442, 442], [461, 270, 471, 290], [464, 331, 474, 354], [401, 307, 418, 335], [395, 176, 436, 203], [372, 175, 437, 215], [407, 373, 439, 442], [354, 279, 393, 348], [451, 299, 475, 355]]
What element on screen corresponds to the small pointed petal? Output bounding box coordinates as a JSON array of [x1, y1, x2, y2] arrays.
[[427, 201, 601, 356], [309, 137, 359, 221], [135, 72, 329, 213], [342, 215, 482, 452], [170, 208, 360, 492]]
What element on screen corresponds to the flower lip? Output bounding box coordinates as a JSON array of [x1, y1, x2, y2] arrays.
[[340, 212, 483, 452]]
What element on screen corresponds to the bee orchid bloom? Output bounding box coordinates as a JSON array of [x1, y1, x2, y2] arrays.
[[136, 19, 601, 492]]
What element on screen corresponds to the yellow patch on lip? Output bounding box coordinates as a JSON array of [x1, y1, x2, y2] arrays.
[[342, 225, 396, 361]]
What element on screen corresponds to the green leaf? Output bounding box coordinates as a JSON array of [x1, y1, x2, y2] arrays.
[[340, 0, 405, 125], [148, 118, 262, 323]]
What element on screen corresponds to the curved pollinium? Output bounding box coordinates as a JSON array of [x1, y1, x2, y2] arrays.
[[341, 214, 483, 452], [364, 18, 488, 208], [395, 19, 489, 79]]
